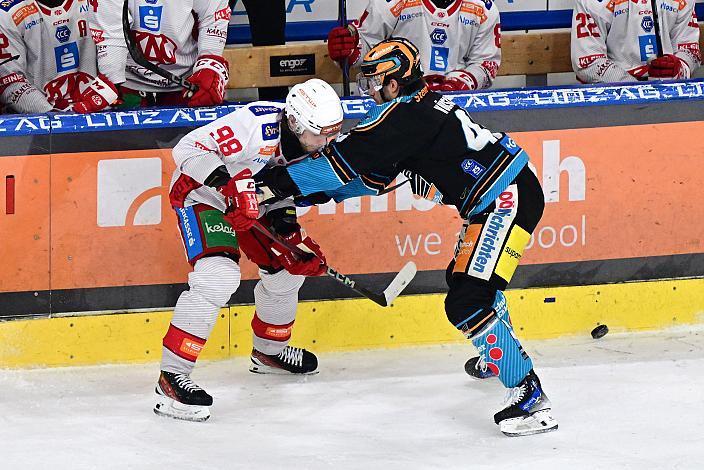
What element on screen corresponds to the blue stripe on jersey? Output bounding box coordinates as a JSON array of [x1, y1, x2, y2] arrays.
[[356, 94, 414, 129], [287, 156, 346, 195], [175, 206, 204, 262], [328, 177, 379, 202], [469, 150, 528, 217]]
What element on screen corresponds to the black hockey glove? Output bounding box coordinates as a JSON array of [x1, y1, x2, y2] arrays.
[[267, 206, 300, 237], [255, 166, 300, 200], [294, 192, 332, 207]]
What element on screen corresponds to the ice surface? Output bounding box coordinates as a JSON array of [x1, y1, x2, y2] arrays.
[[1, 327, 703, 470]]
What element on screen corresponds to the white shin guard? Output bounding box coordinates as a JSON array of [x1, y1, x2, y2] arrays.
[[161, 256, 241, 373], [252, 269, 305, 355]]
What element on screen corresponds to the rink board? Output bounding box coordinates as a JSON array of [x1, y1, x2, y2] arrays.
[[0, 278, 702, 368], [2, 81, 704, 318]]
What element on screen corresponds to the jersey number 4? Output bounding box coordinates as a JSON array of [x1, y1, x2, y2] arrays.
[[575, 13, 601, 39], [209, 125, 243, 156]]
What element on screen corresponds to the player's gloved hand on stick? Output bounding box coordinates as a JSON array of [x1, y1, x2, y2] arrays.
[[440, 70, 476, 91], [424, 74, 447, 91], [272, 228, 327, 277], [327, 25, 360, 64], [648, 54, 683, 78], [185, 55, 230, 107], [219, 169, 259, 231], [72, 74, 120, 113]]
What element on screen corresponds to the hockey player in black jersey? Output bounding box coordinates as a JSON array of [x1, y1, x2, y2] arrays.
[[258, 38, 557, 437]]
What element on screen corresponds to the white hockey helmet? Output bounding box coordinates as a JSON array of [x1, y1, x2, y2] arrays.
[[285, 79, 343, 137]]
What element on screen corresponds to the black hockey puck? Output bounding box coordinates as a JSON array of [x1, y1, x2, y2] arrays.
[[591, 324, 609, 339]]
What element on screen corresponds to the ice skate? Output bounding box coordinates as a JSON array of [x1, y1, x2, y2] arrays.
[[249, 346, 319, 375], [464, 355, 496, 379], [494, 370, 558, 437], [154, 371, 212, 422]]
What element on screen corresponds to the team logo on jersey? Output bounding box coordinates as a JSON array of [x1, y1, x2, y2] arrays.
[[44, 71, 92, 110], [55, 25, 71, 43], [133, 31, 177, 64], [54, 42, 80, 73], [139, 5, 163, 32], [641, 16, 654, 33], [429, 46, 449, 72], [638, 35, 658, 61], [430, 28, 447, 46], [261, 123, 280, 141], [461, 159, 486, 178]]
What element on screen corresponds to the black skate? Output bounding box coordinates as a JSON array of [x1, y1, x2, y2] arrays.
[[464, 355, 496, 379], [494, 370, 558, 437], [249, 346, 319, 375], [154, 371, 212, 422]]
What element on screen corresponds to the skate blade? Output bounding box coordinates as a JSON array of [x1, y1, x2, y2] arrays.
[[248, 363, 319, 375], [499, 409, 558, 437], [153, 394, 211, 422]]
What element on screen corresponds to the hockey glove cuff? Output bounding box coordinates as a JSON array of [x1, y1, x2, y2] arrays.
[[219, 169, 259, 231], [271, 229, 326, 277], [444, 70, 477, 91], [424, 74, 447, 91], [72, 74, 120, 113], [186, 55, 230, 107]]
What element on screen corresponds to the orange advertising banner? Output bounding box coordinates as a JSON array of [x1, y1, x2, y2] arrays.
[[1, 121, 703, 295]]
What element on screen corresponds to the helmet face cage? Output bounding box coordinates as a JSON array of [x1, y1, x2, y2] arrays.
[[356, 72, 384, 96]]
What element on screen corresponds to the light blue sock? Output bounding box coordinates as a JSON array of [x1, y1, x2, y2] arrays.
[[471, 291, 533, 388]]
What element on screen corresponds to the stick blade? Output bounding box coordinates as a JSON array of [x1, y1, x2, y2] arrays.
[[383, 261, 417, 305]]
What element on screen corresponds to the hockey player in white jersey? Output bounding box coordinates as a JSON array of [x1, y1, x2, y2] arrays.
[[0, 0, 105, 114], [328, 0, 501, 92], [154, 79, 343, 422], [86, 0, 230, 111], [571, 0, 700, 83]]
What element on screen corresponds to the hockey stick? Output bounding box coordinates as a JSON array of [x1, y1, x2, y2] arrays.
[[251, 221, 417, 307], [121, 0, 198, 93], [339, 0, 351, 96], [0, 54, 19, 67], [650, 0, 664, 58]]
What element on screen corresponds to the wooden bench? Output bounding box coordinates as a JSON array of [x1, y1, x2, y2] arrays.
[[223, 25, 704, 89]]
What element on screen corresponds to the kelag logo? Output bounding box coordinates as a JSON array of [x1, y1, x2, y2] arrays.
[[97, 158, 162, 227], [54, 42, 79, 72], [139, 5, 162, 32]]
